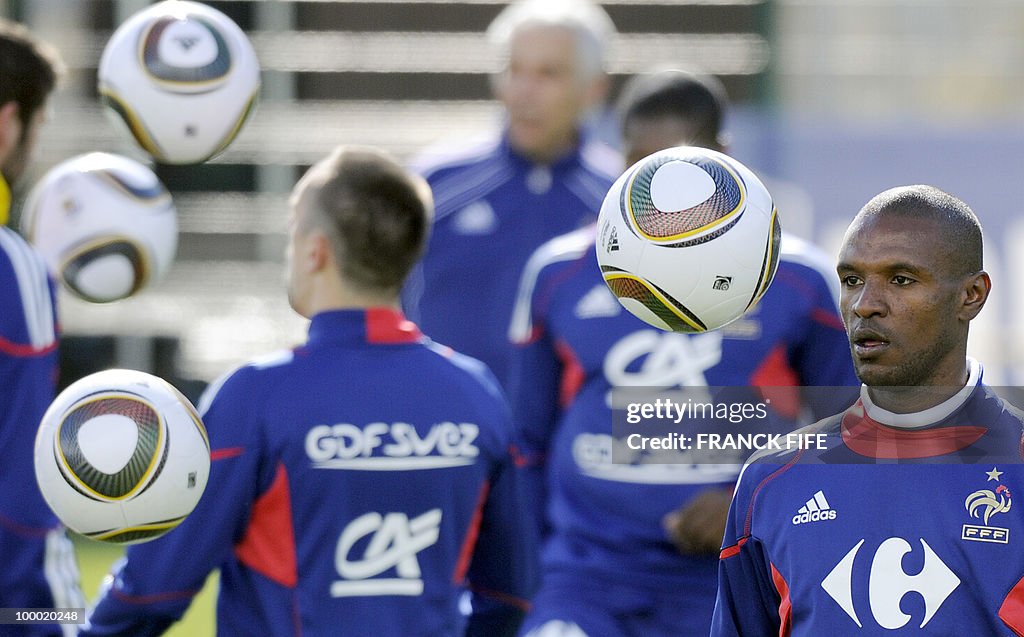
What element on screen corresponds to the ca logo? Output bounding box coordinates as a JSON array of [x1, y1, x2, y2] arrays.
[[821, 537, 960, 629], [603, 331, 723, 388], [331, 509, 442, 597]]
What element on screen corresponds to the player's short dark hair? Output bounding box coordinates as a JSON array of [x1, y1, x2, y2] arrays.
[[616, 69, 728, 150], [859, 184, 983, 275], [310, 146, 433, 293], [0, 20, 63, 126]]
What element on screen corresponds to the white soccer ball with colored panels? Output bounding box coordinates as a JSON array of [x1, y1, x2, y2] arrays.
[[596, 146, 781, 333], [22, 152, 177, 303], [34, 369, 210, 544], [98, 0, 260, 164]]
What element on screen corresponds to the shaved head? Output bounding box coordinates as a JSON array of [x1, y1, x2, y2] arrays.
[[852, 185, 983, 278]]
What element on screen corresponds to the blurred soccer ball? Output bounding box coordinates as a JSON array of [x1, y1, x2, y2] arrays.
[[596, 146, 781, 333], [22, 152, 177, 304], [98, 0, 260, 164], [34, 369, 210, 544]]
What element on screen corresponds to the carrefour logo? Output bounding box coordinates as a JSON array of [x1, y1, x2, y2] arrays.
[[822, 537, 960, 629], [305, 422, 479, 470]]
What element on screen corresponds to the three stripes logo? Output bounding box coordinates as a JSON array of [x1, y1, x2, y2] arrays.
[[607, 226, 619, 252], [792, 490, 837, 525]]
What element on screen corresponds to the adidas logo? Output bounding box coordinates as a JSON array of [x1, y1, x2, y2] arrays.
[[791, 490, 837, 525], [607, 226, 619, 252], [575, 285, 621, 319]]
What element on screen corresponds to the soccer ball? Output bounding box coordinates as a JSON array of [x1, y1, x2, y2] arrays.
[[34, 369, 210, 544], [98, 0, 260, 164], [22, 152, 177, 304], [596, 146, 781, 333]]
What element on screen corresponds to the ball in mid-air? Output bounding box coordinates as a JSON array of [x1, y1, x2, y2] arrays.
[[596, 146, 781, 333], [98, 0, 261, 164], [22, 152, 177, 304], [34, 369, 210, 544]]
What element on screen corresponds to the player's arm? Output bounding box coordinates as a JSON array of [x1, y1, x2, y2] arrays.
[[711, 464, 786, 636], [0, 231, 57, 361], [463, 441, 538, 637], [81, 367, 268, 636], [506, 257, 563, 542]]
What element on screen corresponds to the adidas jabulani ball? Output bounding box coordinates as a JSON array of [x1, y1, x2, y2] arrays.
[[596, 146, 781, 333], [34, 369, 210, 544], [98, 0, 260, 164], [22, 152, 177, 304]]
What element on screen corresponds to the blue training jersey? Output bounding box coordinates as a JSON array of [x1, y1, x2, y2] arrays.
[[83, 309, 535, 637], [713, 361, 1024, 636], [402, 133, 619, 388], [0, 223, 59, 531], [507, 224, 858, 633]]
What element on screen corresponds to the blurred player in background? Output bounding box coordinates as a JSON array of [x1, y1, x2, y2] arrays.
[[712, 186, 1024, 635], [0, 19, 84, 635], [402, 0, 620, 388], [82, 147, 535, 636], [508, 69, 857, 636]]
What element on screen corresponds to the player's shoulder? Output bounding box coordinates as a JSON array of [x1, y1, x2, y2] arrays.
[[196, 349, 296, 416], [0, 225, 41, 272], [736, 415, 844, 492], [420, 341, 511, 419], [772, 232, 841, 301], [410, 134, 505, 181], [527, 224, 598, 278], [981, 383, 1024, 433], [410, 134, 518, 220], [509, 224, 598, 341], [0, 225, 55, 346]]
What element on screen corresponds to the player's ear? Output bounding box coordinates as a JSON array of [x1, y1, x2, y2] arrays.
[[307, 231, 332, 273], [959, 270, 991, 321]]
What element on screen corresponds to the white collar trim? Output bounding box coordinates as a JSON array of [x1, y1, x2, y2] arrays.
[[860, 359, 981, 429]]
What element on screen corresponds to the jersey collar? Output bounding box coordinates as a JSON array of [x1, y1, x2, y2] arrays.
[[501, 130, 584, 173], [305, 308, 423, 348], [841, 359, 988, 459], [860, 358, 981, 429]]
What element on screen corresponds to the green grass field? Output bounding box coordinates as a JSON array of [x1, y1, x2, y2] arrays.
[[74, 534, 218, 636]]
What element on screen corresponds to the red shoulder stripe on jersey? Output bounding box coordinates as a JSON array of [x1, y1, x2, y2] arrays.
[[771, 563, 793, 637], [452, 480, 490, 585], [210, 447, 244, 461], [0, 334, 56, 358], [841, 409, 987, 459], [365, 307, 423, 344], [999, 574, 1024, 636], [234, 462, 298, 588], [554, 338, 585, 408], [719, 536, 748, 560], [744, 449, 805, 538]]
